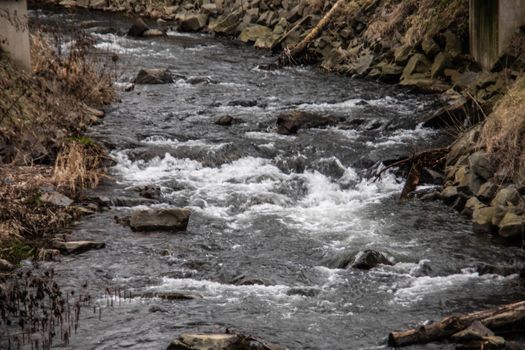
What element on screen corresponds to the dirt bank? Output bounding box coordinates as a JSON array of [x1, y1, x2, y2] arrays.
[[0, 29, 115, 269]]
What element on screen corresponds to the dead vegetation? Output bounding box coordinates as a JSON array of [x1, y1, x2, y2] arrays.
[[479, 76, 525, 180], [0, 27, 115, 265]]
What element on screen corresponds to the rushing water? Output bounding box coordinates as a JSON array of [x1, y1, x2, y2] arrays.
[[29, 7, 525, 350]]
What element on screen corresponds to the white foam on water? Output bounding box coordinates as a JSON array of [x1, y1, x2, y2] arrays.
[[366, 125, 437, 148], [150, 277, 290, 301], [295, 96, 402, 113], [141, 135, 230, 150], [390, 270, 513, 305], [113, 152, 403, 245], [244, 131, 296, 141], [91, 33, 143, 55]]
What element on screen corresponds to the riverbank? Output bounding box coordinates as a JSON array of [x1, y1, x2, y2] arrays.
[[0, 29, 115, 269], [2, 2, 525, 349], [44, 0, 525, 245]]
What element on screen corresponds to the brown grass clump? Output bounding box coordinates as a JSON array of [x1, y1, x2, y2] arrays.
[[53, 138, 108, 194], [479, 76, 525, 179]]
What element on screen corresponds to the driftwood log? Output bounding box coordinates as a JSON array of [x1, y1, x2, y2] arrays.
[[373, 147, 449, 200], [278, 0, 348, 65], [388, 301, 525, 347]]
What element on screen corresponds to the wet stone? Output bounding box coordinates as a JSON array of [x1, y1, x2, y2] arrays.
[[351, 250, 393, 270], [134, 69, 174, 84], [52, 240, 106, 255], [276, 110, 338, 135], [129, 208, 191, 232]]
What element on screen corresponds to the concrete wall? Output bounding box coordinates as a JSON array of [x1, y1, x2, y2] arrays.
[[0, 0, 31, 71], [470, 0, 499, 70], [470, 0, 525, 70], [499, 0, 525, 53]]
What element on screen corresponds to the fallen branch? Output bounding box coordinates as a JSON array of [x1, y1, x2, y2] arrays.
[[373, 147, 449, 200], [278, 0, 348, 65], [388, 301, 525, 347]]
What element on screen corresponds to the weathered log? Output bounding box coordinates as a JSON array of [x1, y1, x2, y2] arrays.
[[399, 159, 423, 201], [278, 0, 348, 65], [388, 301, 525, 347]]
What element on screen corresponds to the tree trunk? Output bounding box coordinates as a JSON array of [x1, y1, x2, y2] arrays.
[[388, 301, 525, 347], [278, 0, 348, 65]]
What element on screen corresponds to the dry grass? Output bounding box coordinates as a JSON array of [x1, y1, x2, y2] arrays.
[[53, 138, 107, 194], [360, 0, 467, 47], [0, 31, 115, 165], [479, 76, 525, 179], [0, 27, 115, 265]]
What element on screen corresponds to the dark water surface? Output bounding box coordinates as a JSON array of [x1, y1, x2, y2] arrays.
[[29, 7, 525, 350]]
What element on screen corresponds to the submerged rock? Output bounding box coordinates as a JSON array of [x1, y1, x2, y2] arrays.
[[138, 291, 202, 300], [215, 115, 244, 126], [129, 208, 191, 232], [276, 110, 338, 135], [230, 274, 267, 286], [351, 250, 393, 270], [286, 287, 320, 297], [134, 69, 174, 84], [52, 240, 105, 255]]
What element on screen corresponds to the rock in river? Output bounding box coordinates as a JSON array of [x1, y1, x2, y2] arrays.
[[52, 240, 106, 254], [127, 18, 150, 37], [167, 332, 287, 350], [215, 115, 243, 126], [352, 250, 393, 270], [134, 68, 174, 84], [276, 110, 338, 135], [129, 208, 191, 232]]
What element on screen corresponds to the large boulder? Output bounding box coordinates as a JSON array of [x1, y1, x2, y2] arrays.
[[276, 110, 338, 135], [129, 208, 191, 232], [472, 206, 497, 234], [498, 212, 524, 239], [469, 151, 495, 180], [491, 186, 523, 207], [179, 13, 209, 32], [351, 250, 393, 270], [239, 24, 272, 43], [477, 181, 498, 202], [441, 186, 459, 205], [462, 197, 486, 217], [134, 69, 174, 84], [401, 54, 431, 82], [210, 12, 243, 35]]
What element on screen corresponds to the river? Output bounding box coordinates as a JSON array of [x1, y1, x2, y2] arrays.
[[30, 7, 525, 350]]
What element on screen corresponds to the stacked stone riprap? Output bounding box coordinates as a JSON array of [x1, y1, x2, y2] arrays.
[[441, 126, 525, 242], [49, 0, 524, 118]]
